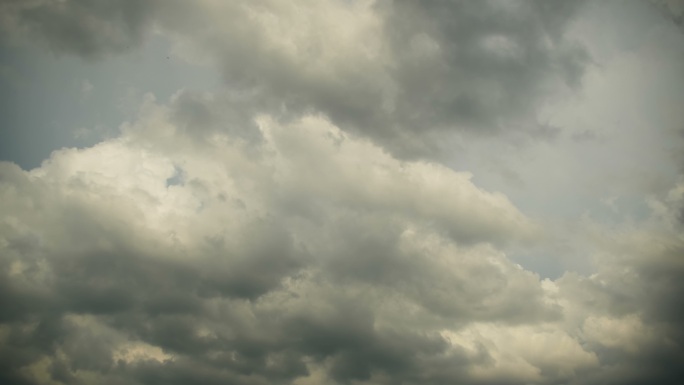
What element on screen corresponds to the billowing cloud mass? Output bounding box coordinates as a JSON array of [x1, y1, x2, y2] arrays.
[[1, 1, 684, 385], [1, 0, 588, 157]]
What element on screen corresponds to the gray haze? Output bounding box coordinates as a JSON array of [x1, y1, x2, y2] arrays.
[[1, 1, 684, 384]]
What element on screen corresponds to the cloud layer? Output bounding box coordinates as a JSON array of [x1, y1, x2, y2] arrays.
[[2, 93, 684, 384], [2, 0, 589, 158], [1, 1, 684, 384]]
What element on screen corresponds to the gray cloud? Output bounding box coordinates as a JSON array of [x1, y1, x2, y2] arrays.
[[554, 239, 684, 383], [0, 100, 551, 384], [0, 0, 156, 58], [2, 1, 684, 384], [2, 95, 684, 384], [159, 0, 590, 158], [1, 0, 590, 159], [648, 0, 684, 32]]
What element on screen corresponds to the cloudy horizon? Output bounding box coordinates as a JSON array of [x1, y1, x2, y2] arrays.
[[1, 1, 684, 384]]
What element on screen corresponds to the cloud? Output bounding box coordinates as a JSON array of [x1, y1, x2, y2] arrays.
[[648, 0, 684, 31], [0, 95, 551, 384], [2, 1, 684, 384], [547, 197, 684, 384], [0, 0, 156, 58], [2, 93, 684, 384], [1, 0, 591, 159], [160, 0, 590, 158]]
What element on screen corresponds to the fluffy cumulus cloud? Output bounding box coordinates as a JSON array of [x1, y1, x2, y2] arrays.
[[2, 1, 684, 385], [1, 91, 683, 385]]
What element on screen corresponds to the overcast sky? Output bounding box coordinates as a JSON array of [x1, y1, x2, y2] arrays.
[[1, 1, 684, 384]]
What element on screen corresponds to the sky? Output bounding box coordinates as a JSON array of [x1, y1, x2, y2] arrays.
[[0, 1, 683, 384]]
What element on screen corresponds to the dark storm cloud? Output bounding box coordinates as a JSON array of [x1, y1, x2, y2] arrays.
[[1, 0, 590, 159], [357, 0, 589, 151], [0, 0, 156, 58], [158, 0, 591, 158]]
